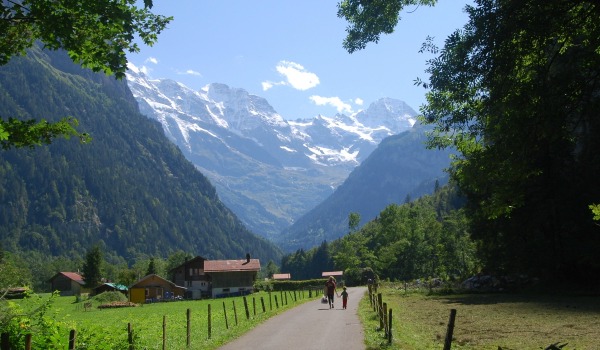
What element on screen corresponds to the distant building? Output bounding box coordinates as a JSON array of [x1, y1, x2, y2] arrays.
[[272, 273, 291, 280], [204, 255, 261, 298], [93, 282, 128, 296], [169, 256, 210, 299], [49, 272, 89, 296], [129, 274, 186, 304], [322, 271, 344, 284]]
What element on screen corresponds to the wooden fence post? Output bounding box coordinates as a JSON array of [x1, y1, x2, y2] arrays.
[[68, 330, 76, 350], [186, 308, 191, 348], [162, 315, 167, 350], [253, 297, 256, 316], [443, 309, 457, 350], [233, 300, 238, 326], [1, 332, 8, 350], [274, 295, 279, 308], [377, 293, 384, 330], [243, 296, 250, 320], [128, 323, 134, 350], [223, 301, 229, 329], [269, 291, 272, 310], [25, 333, 32, 350], [388, 309, 393, 344], [383, 302, 388, 335], [372, 293, 377, 311], [208, 304, 212, 339], [261, 297, 266, 313]]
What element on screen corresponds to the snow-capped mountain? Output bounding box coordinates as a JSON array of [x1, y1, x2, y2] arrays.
[[126, 64, 418, 238]]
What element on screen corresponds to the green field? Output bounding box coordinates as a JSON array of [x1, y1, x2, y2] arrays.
[[6, 286, 600, 350], [5, 290, 318, 350], [358, 284, 600, 350]]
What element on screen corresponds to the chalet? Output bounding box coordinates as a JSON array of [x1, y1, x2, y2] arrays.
[[93, 282, 128, 296], [49, 272, 89, 296], [129, 274, 186, 304], [272, 273, 291, 280], [169, 256, 210, 299], [204, 255, 261, 298]]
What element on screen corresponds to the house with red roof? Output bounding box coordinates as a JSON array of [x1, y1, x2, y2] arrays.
[[48, 272, 89, 296], [203, 254, 261, 298], [169, 256, 210, 299]]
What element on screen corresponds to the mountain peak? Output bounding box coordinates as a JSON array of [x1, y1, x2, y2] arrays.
[[126, 71, 421, 238], [356, 98, 418, 130]]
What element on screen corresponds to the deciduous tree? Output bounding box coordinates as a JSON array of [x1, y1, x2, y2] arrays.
[[339, 0, 600, 282], [0, 0, 171, 149]]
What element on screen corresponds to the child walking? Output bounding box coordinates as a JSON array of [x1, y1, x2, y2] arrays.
[[341, 286, 349, 309]]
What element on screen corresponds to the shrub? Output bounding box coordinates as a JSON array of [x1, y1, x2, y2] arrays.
[[92, 291, 128, 304]]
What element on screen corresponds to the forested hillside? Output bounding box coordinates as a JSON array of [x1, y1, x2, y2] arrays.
[[276, 127, 452, 251], [0, 46, 282, 276], [281, 184, 476, 283]]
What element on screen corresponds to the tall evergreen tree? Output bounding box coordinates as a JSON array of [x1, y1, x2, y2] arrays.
[[146, 258, 157, 276], [82, 245, 103, 289]]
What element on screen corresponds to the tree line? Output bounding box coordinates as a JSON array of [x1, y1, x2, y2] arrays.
[[281, 185, 479, 285]]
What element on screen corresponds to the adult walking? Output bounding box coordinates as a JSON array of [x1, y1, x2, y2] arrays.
[[324, 275, 338, 309]]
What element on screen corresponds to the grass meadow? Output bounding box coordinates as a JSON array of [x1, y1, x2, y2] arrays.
[[358, 283, 600, 350], [15, 290, 318, 349], [9, 285, 600, 349]]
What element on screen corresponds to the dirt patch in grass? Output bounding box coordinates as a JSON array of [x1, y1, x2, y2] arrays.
[[365, 286, 600, 350]]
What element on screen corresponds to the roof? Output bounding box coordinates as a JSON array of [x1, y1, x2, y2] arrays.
[[321, 271, 344, 277], [204, 259, 261, 273], [49, 272, 85, 285], [168, 255, 207, 272], [95, 283, 128, 291], [272, 273, 291, 280], [130, 274, 186, 289]]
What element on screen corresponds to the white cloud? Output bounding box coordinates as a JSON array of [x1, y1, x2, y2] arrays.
[[265, 61, 320, 91], [262, 81, 274, 91], [173, 68, 202, 77], [145, 57, 158, 64], [184, 69, 202, 76], [261, 80, 286, 91], [354, 98, 364, 106], [310, 95, 353, 114]]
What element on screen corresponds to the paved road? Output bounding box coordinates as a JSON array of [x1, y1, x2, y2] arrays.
[[218, 286, 367, 350]]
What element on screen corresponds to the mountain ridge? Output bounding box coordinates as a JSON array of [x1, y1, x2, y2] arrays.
[[0, 46, 282, 263], [126, 66, 420, 238]]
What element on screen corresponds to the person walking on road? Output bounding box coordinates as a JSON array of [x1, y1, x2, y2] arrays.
[[325, 276, 338, 309], [341, 286, 349, 309]]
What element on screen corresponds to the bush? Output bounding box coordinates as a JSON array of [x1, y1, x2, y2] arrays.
[[92, 291, 128, 304]]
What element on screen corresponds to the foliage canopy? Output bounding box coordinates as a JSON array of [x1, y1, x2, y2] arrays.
[[339, 0, 600, 283], [0, 0, 171, 149]]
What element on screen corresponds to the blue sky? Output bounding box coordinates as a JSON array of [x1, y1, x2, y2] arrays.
[[128, 1, 471, 120]]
